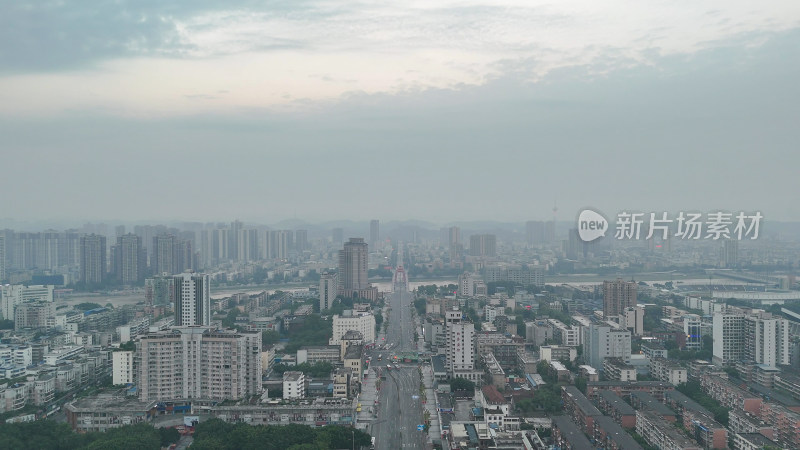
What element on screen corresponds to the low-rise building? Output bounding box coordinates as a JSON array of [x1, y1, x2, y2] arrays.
[[649, 357, 687, 385], [603, 357, 637, 382], [596, 390, 636, 429], [283, 371, 305, 400], [636, 409, 702, 450]]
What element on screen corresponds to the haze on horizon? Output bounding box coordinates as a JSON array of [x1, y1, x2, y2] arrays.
[[1, 1, 799, 225]]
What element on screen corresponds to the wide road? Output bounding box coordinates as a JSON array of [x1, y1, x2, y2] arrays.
[[371, 289, 426, 450]]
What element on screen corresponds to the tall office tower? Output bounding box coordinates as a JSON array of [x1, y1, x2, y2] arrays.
[[0, 234, 5, 282], [745, 312, 790, 367], [295, 229, 308, 253], [602, 279, 637, 319], [332, 228, 344, 245], [319, 272, 338, 312], [237, 229, 259, 262], [584, 324, 632, 369], [445, 307, 475, 373], [369, 220, 380, 251], [111, 234, 147, 285], [338, 238, 369, 296], [712, 311, 746, 366], [720, 239, 738, 268], [526, 221, 545, 246], [115, 225, 126, 239], [137, 326, 262, 401], [173, 271, 211, 326], [79, 234, 106, 285], [469, 234, 497, 257], [448, 226, 462, 263]]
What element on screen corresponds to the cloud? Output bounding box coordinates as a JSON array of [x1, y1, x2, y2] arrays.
[[0, 1, 798, 116]]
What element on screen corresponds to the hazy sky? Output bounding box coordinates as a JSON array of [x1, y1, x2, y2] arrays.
[[1, 1, 799, 225]]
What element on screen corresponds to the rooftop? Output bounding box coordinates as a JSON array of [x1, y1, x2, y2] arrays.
[[562, 386, 601, 416], [593, 416, 644, 449], [551, 416, 593, 448], [481, 385, 506, 405], [598, 390, 635, 415], [283, 371, 304, 382]]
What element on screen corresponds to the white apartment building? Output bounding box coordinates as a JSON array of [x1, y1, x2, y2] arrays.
[[330, 311, 375, 345], [649, 357, 688, 385], [283, 371, 305, 399], [446, 308, 475, 373], [174, 271, 210, 326], [137, 327, 262, 402], [583, 324, 631, 369], [484, 305, 498, 323], [713, 311, 746, 366], [319, 273, 338, 312], [547, 319, 580, 347], [745, 312, 790, 367], [0, 284, 54, 321], [712, 309, 789, 367], [112, 351, 134, 385]]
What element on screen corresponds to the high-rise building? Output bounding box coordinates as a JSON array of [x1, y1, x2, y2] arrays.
[[173, 271, 210, 326], [228, 220, 243, 260], [0, 234, 5, 282], [295, 229, 308, 253], [338, 238, 369, 296], [112, 351, 134, 385], [79, 234, 106, 285], [469, 234, 497, 257], [152, 234, 194, 275], [712, 311, 746, 366], [445, 307, 475, 374], [319, 272, 338, 312], [448, 226, 462, 263], [713, 310, 789, 367], [332, 228, 344, 245], [237, 229, 259, 262], [584, 324, 631, 369], [111, 234, 146, 285], [545, 221, 556, 243], [369, 220, 380, 250], [745, 312, 790, 367], [721, 239, 738, 268], [603, 279, 637, 319], [525, 221, 545, 246], [137, 326, 262, 401]]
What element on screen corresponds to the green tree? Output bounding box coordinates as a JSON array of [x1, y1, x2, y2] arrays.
[[450, 377, 475, 393], [262, 330, 280, 346]]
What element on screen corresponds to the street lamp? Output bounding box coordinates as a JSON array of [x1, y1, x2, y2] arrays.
[[352, 429, 355, 450]]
